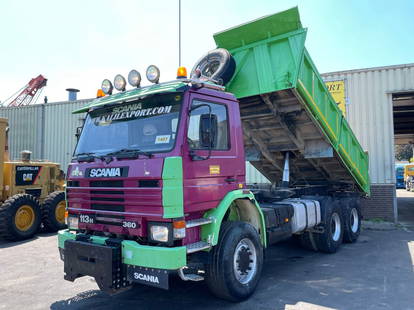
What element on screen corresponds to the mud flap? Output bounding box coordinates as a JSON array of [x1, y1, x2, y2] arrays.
[[126, 265, 169, 290], [64, 240, 130, 294]]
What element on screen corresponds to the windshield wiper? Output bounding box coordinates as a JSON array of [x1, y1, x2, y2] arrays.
[[106, 148, 152, 158], [74, 152, 97, 162]]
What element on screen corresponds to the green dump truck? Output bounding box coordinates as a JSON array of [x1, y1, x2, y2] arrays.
[[59, 7, 370, 302]]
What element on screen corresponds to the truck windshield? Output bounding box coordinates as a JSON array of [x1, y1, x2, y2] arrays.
[[75, 93, 182, 156]]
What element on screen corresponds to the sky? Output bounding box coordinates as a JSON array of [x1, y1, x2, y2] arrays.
[[0, 0, 413, 104]]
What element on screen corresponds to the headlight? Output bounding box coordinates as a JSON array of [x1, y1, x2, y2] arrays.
[[146, 65, 160, 83], [114, 74, 126, 91], [101, 79, 113, 95], [67, 215, 79, 230], [150, 225, 169, 242], [148, 222, 172, 244], [128, 69, 141, 87]]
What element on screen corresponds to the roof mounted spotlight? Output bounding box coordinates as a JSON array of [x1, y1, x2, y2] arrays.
[[101, 79, 113, 95], [114, 74, 126, 91], [146, 65, 160, 83], [128, 69, 141, 87]]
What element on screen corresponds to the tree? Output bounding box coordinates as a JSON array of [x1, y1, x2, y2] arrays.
[[395, 144, 413, 161]]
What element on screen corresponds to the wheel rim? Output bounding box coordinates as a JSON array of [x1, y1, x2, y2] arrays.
[[55, 200, 66, 224], [202, 61, 220, 77], [233, 238, 257, 284], [331, 213, 341, 242], [350, 208, 359, 233], [15, 205, 35, 231]]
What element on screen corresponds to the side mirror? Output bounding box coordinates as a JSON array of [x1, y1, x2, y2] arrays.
[[199, 114, 217, 148]]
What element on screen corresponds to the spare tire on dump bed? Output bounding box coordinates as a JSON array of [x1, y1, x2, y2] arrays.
[[191, 48, 236, 85]]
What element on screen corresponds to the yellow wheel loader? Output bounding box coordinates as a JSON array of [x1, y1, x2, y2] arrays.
[[0, 118, 66, 241]]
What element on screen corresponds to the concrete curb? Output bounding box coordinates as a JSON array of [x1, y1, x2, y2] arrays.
[[362, 220, 398, 231], [362, 220, 414, 232]]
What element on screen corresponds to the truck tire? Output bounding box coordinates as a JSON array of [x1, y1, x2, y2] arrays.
[[342, 199, 361, 243], [41, 191, 67, 232], [316, 201, 343, 253], [191, 48, 236, 85], [205, 221, 263, 302], [0, 194, 41, 241]]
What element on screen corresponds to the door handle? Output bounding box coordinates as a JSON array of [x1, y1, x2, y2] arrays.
[[225, 178, 237, 183]]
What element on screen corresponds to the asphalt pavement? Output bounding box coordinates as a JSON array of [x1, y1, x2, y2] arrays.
[[1, 190, 414, 310], [1, 224, 414, 310]]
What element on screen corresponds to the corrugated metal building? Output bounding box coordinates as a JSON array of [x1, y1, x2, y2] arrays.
[[322, 63, 414, 221], [0, 100, 269, 184], [0, 100, 90, 169]]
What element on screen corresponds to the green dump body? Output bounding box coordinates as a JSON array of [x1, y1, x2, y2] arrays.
[[215, 7, 370, 195]]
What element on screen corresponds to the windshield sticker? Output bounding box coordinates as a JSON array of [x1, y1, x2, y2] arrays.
[[155, 135, 171, 144], [94, 104, 173, 125]]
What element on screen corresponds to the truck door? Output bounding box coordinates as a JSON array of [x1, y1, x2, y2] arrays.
[[183, 94, 244, 213]]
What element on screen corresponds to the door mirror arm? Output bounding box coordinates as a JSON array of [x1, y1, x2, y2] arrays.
[[75, 126, 82, 141]]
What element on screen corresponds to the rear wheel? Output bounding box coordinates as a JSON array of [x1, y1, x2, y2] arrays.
[[0, 194, 41, 241], [316, 202, 343, 253], [41, 191, 67, 232], [205, 221, 263, 302], [343, 200, 361, 243]]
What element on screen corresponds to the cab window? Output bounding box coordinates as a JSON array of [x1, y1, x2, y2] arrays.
[[187, 100, 229, 150]]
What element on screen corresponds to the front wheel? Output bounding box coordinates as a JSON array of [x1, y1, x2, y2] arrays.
[[0, 194, 42, 241], [205, 221, 263, 302]]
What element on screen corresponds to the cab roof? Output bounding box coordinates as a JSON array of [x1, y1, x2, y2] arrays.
[[73, 81, 188, 114]]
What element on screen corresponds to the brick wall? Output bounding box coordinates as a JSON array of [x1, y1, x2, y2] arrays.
[[361, 184, 396, 222]]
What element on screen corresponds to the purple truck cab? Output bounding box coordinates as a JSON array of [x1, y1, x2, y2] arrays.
[[66, 86, 245, 244]]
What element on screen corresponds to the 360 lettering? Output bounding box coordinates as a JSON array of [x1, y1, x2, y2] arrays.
[[122, 221, 137, 229]]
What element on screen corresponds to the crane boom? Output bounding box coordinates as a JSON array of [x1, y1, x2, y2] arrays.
[[6, 75, 47, 107]]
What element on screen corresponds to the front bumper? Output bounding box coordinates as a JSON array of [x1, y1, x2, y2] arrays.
[[58, 230, 187, 292]]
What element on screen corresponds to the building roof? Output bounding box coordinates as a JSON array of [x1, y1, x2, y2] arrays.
[[322, 63, 414, 77]]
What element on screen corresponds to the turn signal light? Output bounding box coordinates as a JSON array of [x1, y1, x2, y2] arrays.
[[177, 66, 187, 79], [173, 220, 186, 239], [173, 220, 186, 229]]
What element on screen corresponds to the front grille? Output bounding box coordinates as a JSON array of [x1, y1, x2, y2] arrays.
[[95, 213, 124, 226], [90, 180, 123, 188], [91, 203, 124, 212], [91, 197, 124, 202], [67, 180, 80, 187], [138, 180, 160, 187], [91, 190, 124, 195]]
